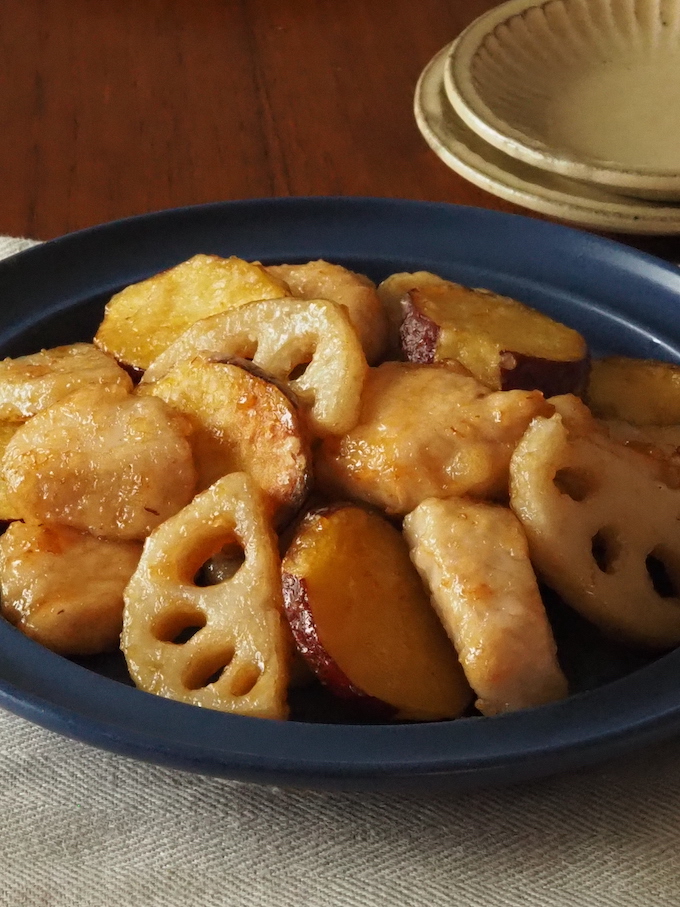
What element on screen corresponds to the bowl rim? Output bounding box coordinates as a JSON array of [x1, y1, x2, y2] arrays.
[[414, 42, 680, 235], [3, 196, 680, 789], [446, 0, 680, 195]]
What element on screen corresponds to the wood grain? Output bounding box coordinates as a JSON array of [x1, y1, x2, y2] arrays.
[[0, 0, 678, 261]]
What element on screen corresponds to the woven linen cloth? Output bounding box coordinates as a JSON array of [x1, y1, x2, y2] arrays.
[[1, 234, 680, 907]]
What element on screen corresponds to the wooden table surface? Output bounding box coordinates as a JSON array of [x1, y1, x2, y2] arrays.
[[1, 0, 679, 261]]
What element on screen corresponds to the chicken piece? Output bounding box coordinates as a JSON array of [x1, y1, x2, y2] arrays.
[[404, 497, 567, 716], [122, 473, 290, 719], [1, 384, 196, 541], [317, 361, 552, 515], [0, 521, 142, 655], [510, 394, 680, 648], [0, 343, 132, 422], [266, 260, 388, 364]]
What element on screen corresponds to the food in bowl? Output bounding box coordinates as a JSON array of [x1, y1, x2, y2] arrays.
[[0, 254, 678, 723]]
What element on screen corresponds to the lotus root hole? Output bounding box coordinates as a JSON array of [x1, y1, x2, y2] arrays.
[[288, 360, 312, 380], [591, 527, 621, 574], [554, 467, 598, 502], [152, 608, 207, 644], [229, 663, 262, 697], [646, 548, 679, 599], [194, 541, 246, 586], [182, 644, 236, 690]]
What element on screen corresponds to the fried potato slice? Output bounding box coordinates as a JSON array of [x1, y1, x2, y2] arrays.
[[121, 473, 290, 719], [400, 279, 588, 396], [0, 343, 132, 421], [142, 355, 311, 526], [0, 521, 142, 655], [142, 297, 368, 437], [281, 503, 471, 721], [587, 356, 680, 425], [94, 254, 290, 372], [510, 394, 680, 648], [266, 260, 388, 364], [1, 384, 196, 540], [404, 497, 567, 716], [317, 361, 552, 515]]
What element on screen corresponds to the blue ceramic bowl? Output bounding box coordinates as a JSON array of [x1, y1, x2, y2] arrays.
[[1, 197, 679, 790]]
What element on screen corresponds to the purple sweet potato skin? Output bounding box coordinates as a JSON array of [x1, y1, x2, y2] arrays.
[[399, 299, 439, 364], [281, 569, 395, 721], [499, 351, 591, 397]]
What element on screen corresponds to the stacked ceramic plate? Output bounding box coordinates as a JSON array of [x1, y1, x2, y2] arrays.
[[415, 0, 680, 233]]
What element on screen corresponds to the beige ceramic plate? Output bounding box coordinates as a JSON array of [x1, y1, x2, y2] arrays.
[[415, 43, 680, 234], [445, 0, 680, 200]]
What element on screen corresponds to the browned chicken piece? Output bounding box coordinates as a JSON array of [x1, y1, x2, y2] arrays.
[[0, 521, 142, 655], [266, 260, 388, 364], [1, 384, 196, 541], [0, 343, 132, 422], [403, 497, 568, 716], [121, 473, 291, 719], [510, 394, 680, 648], [317, 361, 552, 515]]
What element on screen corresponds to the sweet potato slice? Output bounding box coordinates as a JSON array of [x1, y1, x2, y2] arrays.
[[0, 521, 142, 656], [281, 504, 472, 721], [399, 278, 588, 395], [0, 343, 132, 421], [404, 497, 567, 716], [266, 260, 388, 364], [121, 473, 290, 719], [142, 296, 368, 437], [94, 254, 290, 372], [142, 354, 311, 526], [587, 356, 680, 425], [316, 361, 552, 515], [1, 384, 196, 541]]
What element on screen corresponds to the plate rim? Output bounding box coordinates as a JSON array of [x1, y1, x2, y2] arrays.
[[445, 0, 680, 194], [2, 195, 680, 789], [415, 43, 680, 234]]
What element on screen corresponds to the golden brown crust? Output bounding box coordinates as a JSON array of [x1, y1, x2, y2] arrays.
[[1, 384, 196, 540], [0, 522, 142, 655], [141, 354, 311, 527], [317, 361, 552, 514]]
